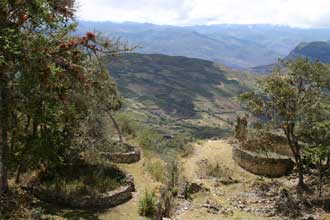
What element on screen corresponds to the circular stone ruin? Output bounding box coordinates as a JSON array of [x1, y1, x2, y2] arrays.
[[33, 164, 135, 209], [101, 142, 141, 164], [232, 134, 294, 178]]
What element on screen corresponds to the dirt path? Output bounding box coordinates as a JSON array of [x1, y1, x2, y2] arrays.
[[176, 139, 276, 220], [181, 139, 256, 183], [98, 152, 161, 220]]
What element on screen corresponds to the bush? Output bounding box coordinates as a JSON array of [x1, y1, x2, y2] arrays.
[[136, 128, 164, 150], [179, 142, 194, 157], [115, 113, 139, 137], [137, 129, 194, 156], [145, 159, 168, 183], [167, 160, 179, 191], [164, 132, 194, 157], [207, 163, 226, 178], [201, 162, 233, 180], [138, 191, 157, 218]]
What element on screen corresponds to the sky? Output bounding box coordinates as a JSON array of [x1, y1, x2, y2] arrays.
[[77, 0, 330, 28]]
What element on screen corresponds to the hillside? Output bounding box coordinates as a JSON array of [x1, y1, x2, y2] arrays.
[[285, 41, 330, 62], [79, 21, 330, 69], [252, 41, 330, 74], [107, 53, 257, 137]]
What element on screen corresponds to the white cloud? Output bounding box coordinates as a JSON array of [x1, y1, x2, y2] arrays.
[[76, 0, 330, 27]]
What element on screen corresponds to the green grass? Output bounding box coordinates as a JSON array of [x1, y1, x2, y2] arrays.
[[138, 191, 157, 218], [41, 165, 125, 197]]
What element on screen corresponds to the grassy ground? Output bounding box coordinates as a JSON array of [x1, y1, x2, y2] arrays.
[[98, 151, 162, 220]]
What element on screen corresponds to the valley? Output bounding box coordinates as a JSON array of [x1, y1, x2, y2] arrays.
[[107, 53, 257, 138], [2, 2, 330, 220]]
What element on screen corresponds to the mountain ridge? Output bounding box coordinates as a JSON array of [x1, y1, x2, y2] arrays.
[[252, 40, 330, 74], [79, 21, 330, 69]]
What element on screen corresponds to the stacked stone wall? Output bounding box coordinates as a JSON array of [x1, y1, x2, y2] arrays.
[[232, 147, 294, 178]]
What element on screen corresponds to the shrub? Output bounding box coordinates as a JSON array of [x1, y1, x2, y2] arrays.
[[179, 142, 194, 157], [145, 159, 168, 183], [115, 113, 139, 137], [136, 128, 164, 150], [138, 191, 157, 218], [165, 132, 194, 157], [31, 207, 46, 220], [202, 162, 233, 179], [167, 160, 179, 190], [207, 163, 225, 178]]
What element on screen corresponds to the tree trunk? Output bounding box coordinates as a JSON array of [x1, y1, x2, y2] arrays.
[[109, 113, 124, 143], [291, 145, 305, 189], [0, 75, 9, 194], [0, 130, 9, 194], [286, 133, 305, 189], [296, 158, 305, 188], [15, 162, 23, 184], [319, 159, 323, 198]]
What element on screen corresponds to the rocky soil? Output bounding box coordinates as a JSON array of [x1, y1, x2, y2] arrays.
[[173, 139, 328, 220]]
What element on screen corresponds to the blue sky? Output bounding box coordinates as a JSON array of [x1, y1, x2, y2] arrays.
[[77, 0, 330, 28]]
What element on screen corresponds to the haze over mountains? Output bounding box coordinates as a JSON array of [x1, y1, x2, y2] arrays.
[[78, 21, 330, 69]]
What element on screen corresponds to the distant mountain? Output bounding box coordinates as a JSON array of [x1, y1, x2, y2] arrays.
[[252, 41, 330, 74], [78, 21, 330, 69], [250, 63, 278, 75], [107, 53, 257, 137], [285, 41, 330, 62]]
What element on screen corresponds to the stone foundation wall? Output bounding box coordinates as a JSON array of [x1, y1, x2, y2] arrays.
[[34, 182, 134, 209], [240, 133, 293, 157], [102, 148, 141, 164], [33, 168, 136, 209], [240, 140, 293, 157], [232, 147, 294, 178]]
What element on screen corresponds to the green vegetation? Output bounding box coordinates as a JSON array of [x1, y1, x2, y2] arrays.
[[134, 126, 192, 154], [206, 163, 233, 179], [136, 128, 164, 150], [3, 2, 330, 220], [145, 159, 168, 184], [241, 58, 330, 189], [138, 191, 158, 218], [115, 113, 139, 138], [0, 1, 130, 219], [133, 126, 192, 185], [40, 165, 125, 197]]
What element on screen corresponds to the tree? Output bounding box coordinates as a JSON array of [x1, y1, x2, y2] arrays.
[[0, 0, 130, 193], [300, 99, 330, 196], [0, 0, 77, 194], [240, 59, 330, 189]]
